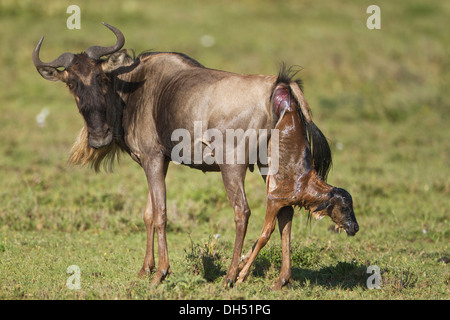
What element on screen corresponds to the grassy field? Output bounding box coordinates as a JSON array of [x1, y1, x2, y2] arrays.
[[0, 0, 448, 300]]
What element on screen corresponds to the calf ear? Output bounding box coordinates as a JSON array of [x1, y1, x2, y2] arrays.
[[102, 49, 130, 73], [313, 200, 333, 213], [36, 66, 68, 82]]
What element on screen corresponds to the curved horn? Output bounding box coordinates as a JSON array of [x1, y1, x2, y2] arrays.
[[84, 22, 125, 59], [32, 36, 75, 69]]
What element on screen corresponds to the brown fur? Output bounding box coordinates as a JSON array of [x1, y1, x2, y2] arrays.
[[33, 24, 356, 290], [237, 79, 357, 289]]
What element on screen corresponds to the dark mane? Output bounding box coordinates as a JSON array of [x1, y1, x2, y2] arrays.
[[137, 50, 204, 68], [277, 63, 332, 181]]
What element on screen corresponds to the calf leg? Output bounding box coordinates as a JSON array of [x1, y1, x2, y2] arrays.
[[274, 206, 294, 290], [220, 164, 251, 287], [138, 192, 155, 277], [237, 199, 282, 283]]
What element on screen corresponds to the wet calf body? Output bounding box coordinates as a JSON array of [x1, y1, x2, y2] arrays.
[[237, 82, 358, 289]]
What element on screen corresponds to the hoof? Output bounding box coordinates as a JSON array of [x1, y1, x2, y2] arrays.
[[224, 278, 235, 288], [138, 267, 153, 278], [151, 268, 170, 285], [273, 277, 291, 290], [237, 268, 250, 284]]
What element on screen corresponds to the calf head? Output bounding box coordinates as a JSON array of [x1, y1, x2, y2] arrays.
[[308, 186, 359, 236]]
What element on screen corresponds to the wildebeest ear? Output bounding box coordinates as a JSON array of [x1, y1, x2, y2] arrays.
[[37, 66, 68, 82], [102, 49, 129, 73]]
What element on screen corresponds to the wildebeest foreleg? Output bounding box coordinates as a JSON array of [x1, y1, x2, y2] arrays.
[[220, 164, 251, 287], [274, 206, 294, 290], [138, 192, 155, 278], [142, 156, 170, 285]]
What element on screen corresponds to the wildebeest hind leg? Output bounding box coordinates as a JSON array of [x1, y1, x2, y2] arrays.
[[220, 164, 250, 287], [237, 164, 267, 273]]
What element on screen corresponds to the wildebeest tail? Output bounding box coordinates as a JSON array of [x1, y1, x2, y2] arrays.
[[276, 64, 332, 181]]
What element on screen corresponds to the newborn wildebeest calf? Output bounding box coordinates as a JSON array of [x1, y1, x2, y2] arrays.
[[33, 23, 358, 289]]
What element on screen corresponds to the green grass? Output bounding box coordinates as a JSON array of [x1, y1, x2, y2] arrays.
[[0, 0, 448, 299]]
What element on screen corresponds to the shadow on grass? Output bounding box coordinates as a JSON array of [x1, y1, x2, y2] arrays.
[[183, 236, 226, 282], [253, 258, 368, 290], [184, 239, 368, 288], [201, 254, 227, 282], [292, 261, 368, 289]]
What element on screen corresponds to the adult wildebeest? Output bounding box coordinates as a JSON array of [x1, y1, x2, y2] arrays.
[[33, 23, 358, 289]]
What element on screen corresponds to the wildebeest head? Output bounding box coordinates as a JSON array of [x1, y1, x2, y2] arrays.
[[32, 23, 129, 149]]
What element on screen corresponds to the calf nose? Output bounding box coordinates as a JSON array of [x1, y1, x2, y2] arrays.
[[349, 222, 359, 236], [345, 221, 359, 236]]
